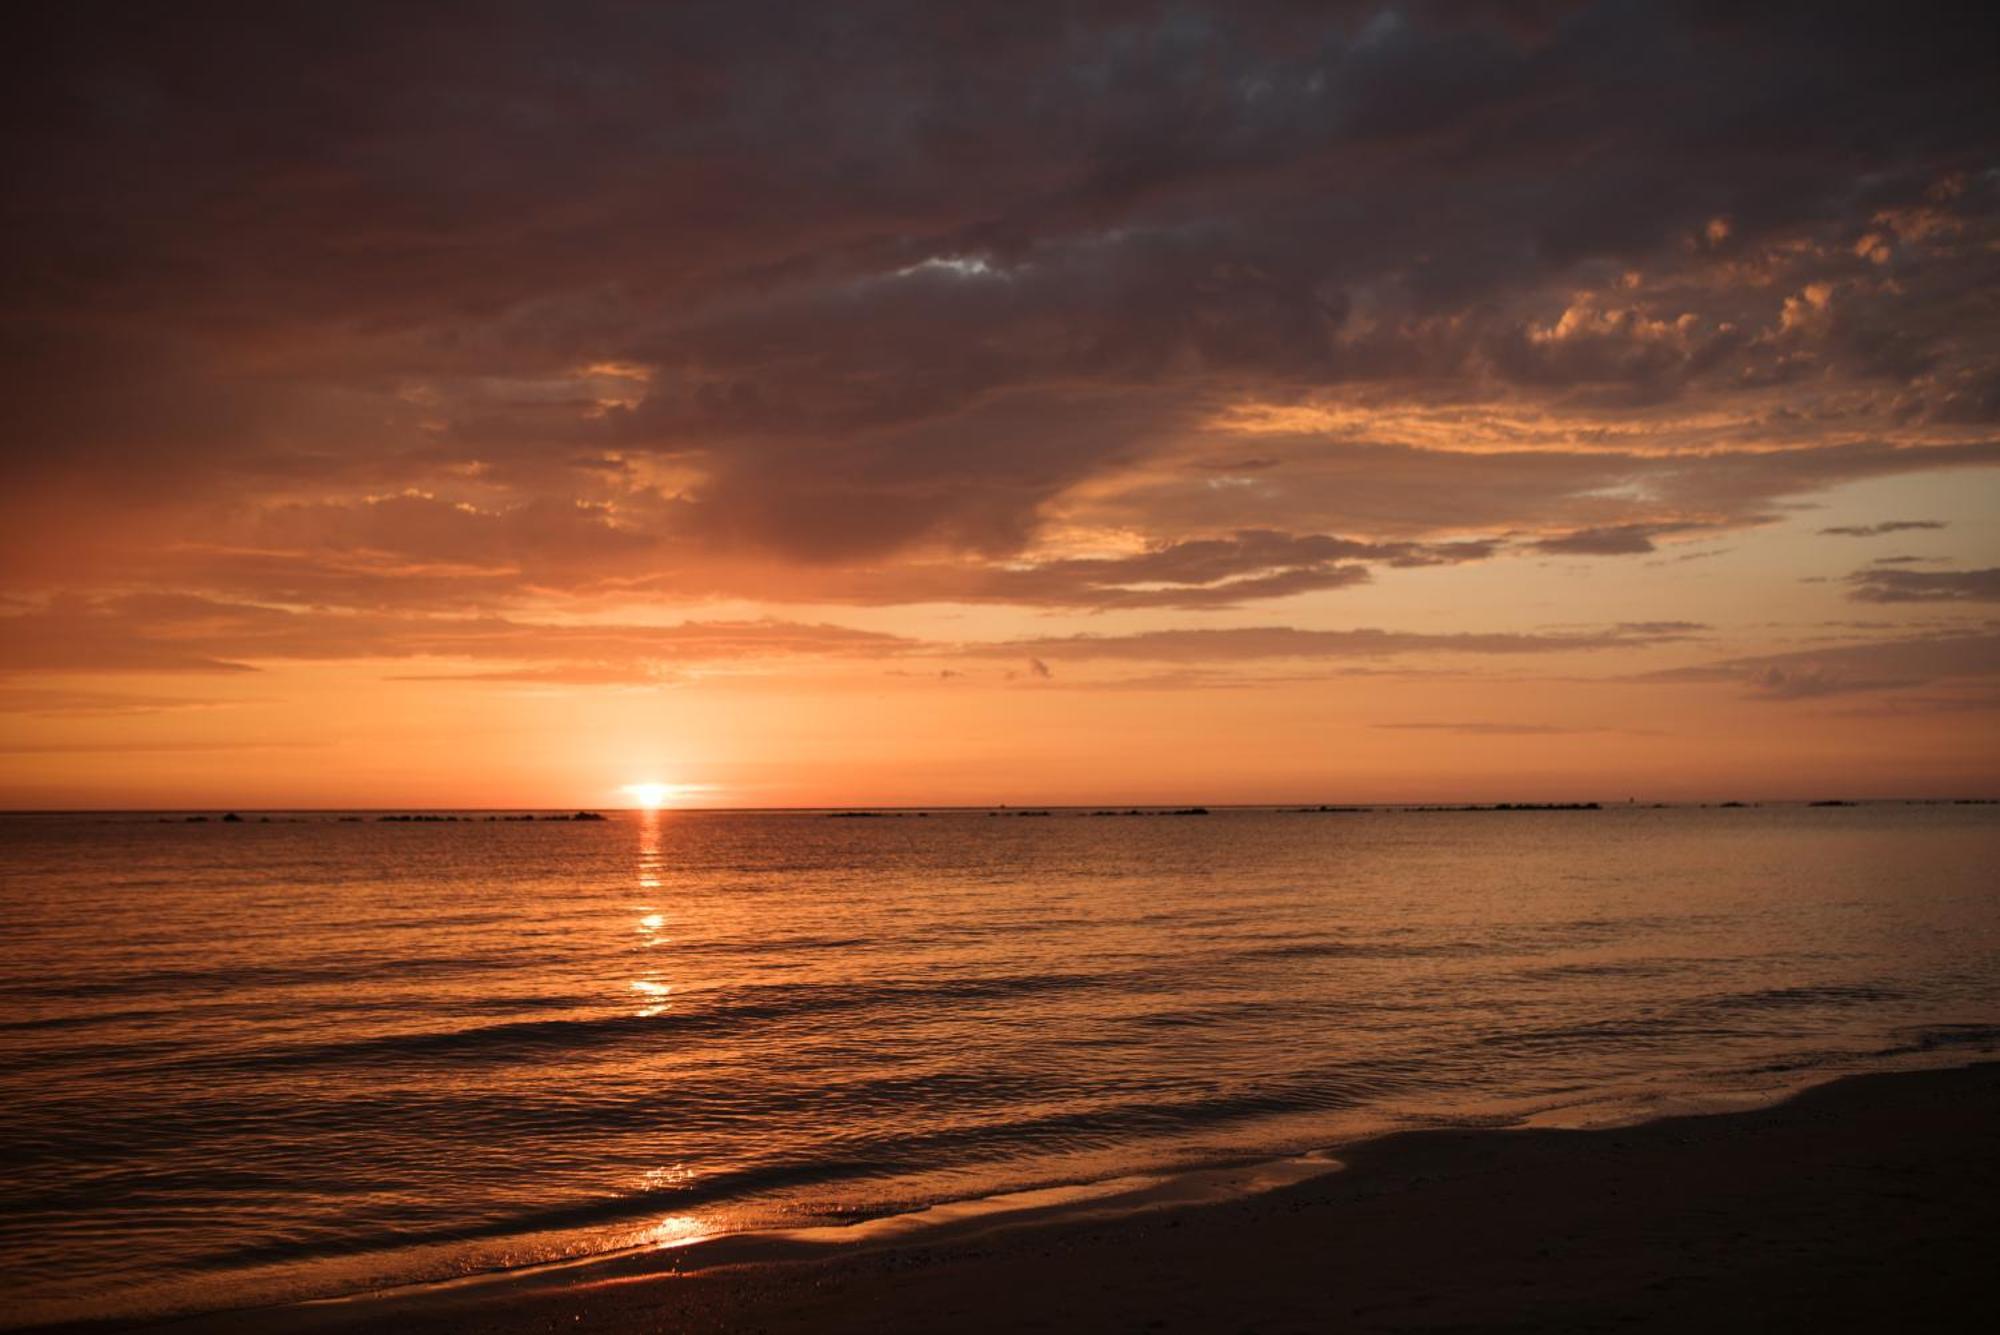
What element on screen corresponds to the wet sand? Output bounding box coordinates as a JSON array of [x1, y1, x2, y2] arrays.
[[154, 1061, 1999, 1334]]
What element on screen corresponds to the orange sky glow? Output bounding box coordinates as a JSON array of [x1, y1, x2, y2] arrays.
[[2, 6, 1996, 808]]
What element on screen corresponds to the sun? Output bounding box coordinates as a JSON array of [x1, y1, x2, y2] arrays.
[[623, 782, 675, 810]]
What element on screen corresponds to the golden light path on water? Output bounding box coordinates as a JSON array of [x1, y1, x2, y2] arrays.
[[633, 811, 710, 1254], [632, 810, 670, 1020]]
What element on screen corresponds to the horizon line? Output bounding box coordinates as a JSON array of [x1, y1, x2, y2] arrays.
[[4, 796, 1997, 816]]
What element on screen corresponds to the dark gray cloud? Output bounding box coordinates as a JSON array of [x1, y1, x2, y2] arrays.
[[1820, 520, 1948, 537], [1, 1, 1996, 613], [1847, 567, 2000, 603], [1531, 521, 1727, 556], [1079, 439, 2000, 562]]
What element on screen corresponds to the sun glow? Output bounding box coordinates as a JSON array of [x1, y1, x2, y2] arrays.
[[623, 782, 675, 809]]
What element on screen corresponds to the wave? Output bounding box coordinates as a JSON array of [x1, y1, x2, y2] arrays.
[[1475, 1019, 1739, 1051], [180, 1058, 1427, 1273], [1513, 959, 1694, 981], [184, 971, 1131, 1073], [0, 949, 562, 1001], [1701, 982, 1908, 1013], [1231, 938, 1484, 962], [1875, 1023, 2000, 1056], [181, 1153, 903, 1270]]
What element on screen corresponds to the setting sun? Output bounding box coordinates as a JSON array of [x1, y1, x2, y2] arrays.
[[623, 783, 674, 810]]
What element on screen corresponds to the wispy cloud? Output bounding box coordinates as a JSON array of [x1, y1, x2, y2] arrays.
[[0, 597, 917, 676], [1819, 520, 1948, 537], [1372, 721, 1601, 736], [1643, 632, 2000, 699], [968, 623, 1706, 664], [1846, 567, 2000, 603]]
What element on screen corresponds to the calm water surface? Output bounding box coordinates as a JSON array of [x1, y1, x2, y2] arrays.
[[2, 805, 1996, 1326]]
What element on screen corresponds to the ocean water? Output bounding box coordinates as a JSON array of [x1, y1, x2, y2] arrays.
[[2, 804, 1996, 1327]]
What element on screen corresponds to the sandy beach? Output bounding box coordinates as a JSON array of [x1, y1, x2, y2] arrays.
[[134, 1060, 1998, 1335]]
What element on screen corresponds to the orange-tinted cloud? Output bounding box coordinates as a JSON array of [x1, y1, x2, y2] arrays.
[[2, 2, 1996, 802], [1846, 568, 2000, 603], [1643, 632, 2000, 700]]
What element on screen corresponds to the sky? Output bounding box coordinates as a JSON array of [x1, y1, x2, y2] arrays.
[[2, 1, 1997, 809]]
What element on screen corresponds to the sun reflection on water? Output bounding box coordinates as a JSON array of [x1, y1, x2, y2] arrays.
[[645, 1214, 707, 1249], [631, 810, 672, 1016]]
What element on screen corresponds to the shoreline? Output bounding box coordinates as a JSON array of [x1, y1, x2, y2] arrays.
[[116, 1057, 2000, 1334]]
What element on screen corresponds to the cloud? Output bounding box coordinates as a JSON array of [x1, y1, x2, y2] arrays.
[[0, 596, 916, 676], [1824, 689, 2000, 718], [1647, 547, 1732, 565], [1372, 721, 1599, 735], [884, 529, 1504, 610], [0, 594, 1712, 684], [1742, 665, 1912, 700], [0, 688, 240, 717], [1644, 632, 2000, 699], [1845, 567, 2000, 603], [386, 666, 684, 686], [1, 1, 1997, 621], [1530, 521, 1727, 557], [0, 740, 324, 755], [1073, 438, 2000, 573], [1819, 519, 1948, 537], [1483, 296, 1744, 401], [967, 621, 1704, 664]]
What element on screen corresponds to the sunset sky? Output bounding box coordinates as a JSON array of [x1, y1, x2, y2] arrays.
[[3, 1, 1996, 809]]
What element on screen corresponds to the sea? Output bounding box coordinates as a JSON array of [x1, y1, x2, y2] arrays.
[[2, 803, 1996, 1327]]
